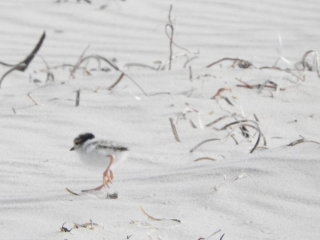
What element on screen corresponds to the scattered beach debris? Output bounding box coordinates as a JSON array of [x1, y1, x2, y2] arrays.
[[73, 219, 100, 230], [60, 222, 72, 233], [65, 187, 118, 199]]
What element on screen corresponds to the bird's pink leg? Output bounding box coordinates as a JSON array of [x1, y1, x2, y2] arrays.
[[82, 154, 115, 192], [103, 155, 115, 186]]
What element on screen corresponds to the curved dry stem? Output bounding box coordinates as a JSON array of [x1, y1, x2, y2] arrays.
[[206, 114, 236, 127], [189, 138, 220, 153], [123, 63, 159, 71], [301, 50, 320, 78], [207, 58, 255, 69], [287, 138, 320, 146], [219, 120, 266, 153], [194, 157, 216, 162]]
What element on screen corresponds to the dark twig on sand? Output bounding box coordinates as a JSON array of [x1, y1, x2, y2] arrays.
[[140, 206, 181, 223], [75, 90, 80, 107], [287, 138, 320, 146], [169, 118, 181, 142], [189, 138, 220, 153], [193, 157, 216, 162], [206, 58, 255, 69], [189, 66, 193, 81], [211, 88, 232, 99], [108, 73, 125, 90], [301, 50, 320, 78], [0, 32, 46, 88], [219, 120, 266, 153], [70, 45, 90, 78], [166, 5, 174, 70]]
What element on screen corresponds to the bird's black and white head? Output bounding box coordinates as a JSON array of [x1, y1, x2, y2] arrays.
[[70, 133, 95, 151]]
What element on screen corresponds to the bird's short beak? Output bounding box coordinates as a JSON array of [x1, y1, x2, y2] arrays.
[[70, 146, 75, 151]]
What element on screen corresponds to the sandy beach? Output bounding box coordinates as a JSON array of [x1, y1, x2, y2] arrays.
[[1, 1, 320, 239]]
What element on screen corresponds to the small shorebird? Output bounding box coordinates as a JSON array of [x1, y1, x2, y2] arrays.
[[70, 133, 128, 192]]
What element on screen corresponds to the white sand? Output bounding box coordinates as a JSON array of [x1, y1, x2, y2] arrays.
[[1, 0, 320, 239]]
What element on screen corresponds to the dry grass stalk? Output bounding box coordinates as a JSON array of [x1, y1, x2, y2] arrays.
[[236, 82, 285, 91], [140, 206, 181, 223], [79, 54, 119, 71], [27, 93, 39, 105], [189, 66, 193, 81], [37, 55, 54, 82], [108, 73, 125, 90], [166, 4, 174, 70], [75, 90, 80, 107], [169, 118, 181, 142], [301, 50, 320, 78], [119, 70, 148, 96], [219, 120, 266, 153], [190, 138, 220, 153], [123, 63, 159, 71], [69, 45, 90, 78], [206, 58, 254, 69], [230, 134, 238, 145], [206, 114, 236, 127], [0, 32, 46, 88], [189, 119, 197, 128], [66, 188, 80, 196], [211, 88, 232, 99], [287, 138, 320, 146], [184, 56, 198, 68], [193, 157, 216, 162]]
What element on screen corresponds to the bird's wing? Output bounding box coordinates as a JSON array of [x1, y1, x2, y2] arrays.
[[84, 141, 100, 154]]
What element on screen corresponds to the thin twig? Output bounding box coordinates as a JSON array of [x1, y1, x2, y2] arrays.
[[189, 138, 220, 153], [167, 4, 174, 70], [211, 88, 232, 99], [219, 120, 265, 153], [207, 58, 254, 69], [193, 157, 216, 162], [169, 118, 181, 142], [108, 73, 125, 90], [0, 32, 46, 88], [122, 71, 147, 96], [287, 138, 320, 146], [27, 93, 38, 105], [188, 66, 193, 81], [206, 114, 235, 127], [123, 63, 159, 71], [75, 90, 80, 107], [66, 188, 80, 196], [70, 45, 90, 78], [140, 206, 181, 223]]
